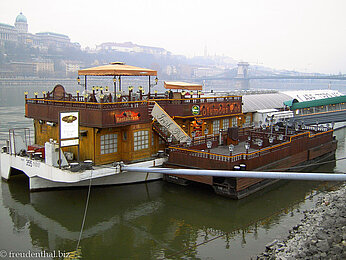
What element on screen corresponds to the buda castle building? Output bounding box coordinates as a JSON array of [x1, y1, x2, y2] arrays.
[[0, 12, 81, 77], [0, 12, 80, 50]]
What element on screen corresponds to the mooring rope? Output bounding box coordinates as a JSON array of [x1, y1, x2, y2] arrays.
[[76, 169, 93, 251]]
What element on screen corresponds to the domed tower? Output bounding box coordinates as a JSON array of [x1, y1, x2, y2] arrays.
[[15, 12, 28, 33]]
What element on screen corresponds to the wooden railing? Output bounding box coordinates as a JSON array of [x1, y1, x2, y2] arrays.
[[25, 94, 242, 124], [168, 130, 334, 170]]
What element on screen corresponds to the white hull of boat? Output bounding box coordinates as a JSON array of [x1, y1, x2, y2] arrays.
[[0, 152, 165, 191]]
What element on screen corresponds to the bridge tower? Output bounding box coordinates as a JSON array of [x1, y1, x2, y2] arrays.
[[235, 62, 250, 90]]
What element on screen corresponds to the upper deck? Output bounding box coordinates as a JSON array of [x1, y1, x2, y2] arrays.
[[25, 63, 241, 128], [25, 86, 242, 128]]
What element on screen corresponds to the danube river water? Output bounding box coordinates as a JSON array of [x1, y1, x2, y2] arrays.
[[0, 106, 345, 259]]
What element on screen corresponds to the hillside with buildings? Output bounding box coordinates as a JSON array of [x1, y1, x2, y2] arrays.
[[1, 12, 335, 85], [0, 12, 240, 79]]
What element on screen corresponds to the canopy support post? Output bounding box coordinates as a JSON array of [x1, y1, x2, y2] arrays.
[[148, 76, 151, 98], [113, 76, 117, 95]]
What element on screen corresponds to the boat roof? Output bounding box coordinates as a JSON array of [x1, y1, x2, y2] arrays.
[[290, 95, 346, 110], [78, 62, 157, 76], [242, 93, 292, 113], [164, 81, 202, 90], [283, 89, 343, 102]]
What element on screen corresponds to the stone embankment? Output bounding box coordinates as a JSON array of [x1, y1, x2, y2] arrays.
[[254, 184, 346, 259]]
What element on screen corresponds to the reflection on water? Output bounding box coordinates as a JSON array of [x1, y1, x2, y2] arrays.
[[0, 106, 345, 259], [0, 174, 342, 259]]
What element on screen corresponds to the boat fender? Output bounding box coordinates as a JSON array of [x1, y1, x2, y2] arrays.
[[1, 146, 8, 153], [233, 165, 241, 171], [239, 164, 246, 171]]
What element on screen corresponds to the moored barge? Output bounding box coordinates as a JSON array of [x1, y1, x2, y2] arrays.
[[0, 62, 338, 198], [165, 125, 337, 199]]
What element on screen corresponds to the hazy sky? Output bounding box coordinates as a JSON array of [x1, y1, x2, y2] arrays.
[[1, 0, 345, 74]]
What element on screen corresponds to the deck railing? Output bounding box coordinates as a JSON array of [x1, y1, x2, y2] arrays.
[[168, 129, 334, 170], [25, 94, 242, 127]]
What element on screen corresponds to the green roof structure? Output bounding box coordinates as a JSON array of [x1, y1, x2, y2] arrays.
[[288, 95, 346, 110]]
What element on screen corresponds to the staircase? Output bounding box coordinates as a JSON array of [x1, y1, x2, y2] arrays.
[[148, 101, 155, 118], [152, 121, 169, 142], [150, 101, 190, 143]]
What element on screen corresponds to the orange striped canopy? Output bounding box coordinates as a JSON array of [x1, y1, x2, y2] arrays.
[[78, 62, 157, 76]]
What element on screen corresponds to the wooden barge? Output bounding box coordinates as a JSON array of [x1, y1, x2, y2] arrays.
[[1, 62, 246, 191], [165, 126, 337, 199], [0, 62, 337, 198]]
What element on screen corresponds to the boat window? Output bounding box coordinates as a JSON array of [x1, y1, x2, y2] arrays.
[[212, 120, 220, 135], [134, 130, 149, 151], [100, 133, 118, 155], [222, 118, 229, 130], [245, 115, 251, 126], [231, 117, 237, 127]]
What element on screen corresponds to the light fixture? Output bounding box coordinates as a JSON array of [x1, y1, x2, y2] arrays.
[[155, 77, 158, 84], [207, 140, 212, 149], [295, 124, 299, 131], [113, 76, 116, 82], [228, 144, 234, 152], [258, 139, 263, 147], [269, 136, 274, 144], [77, 76, 80, 84]]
